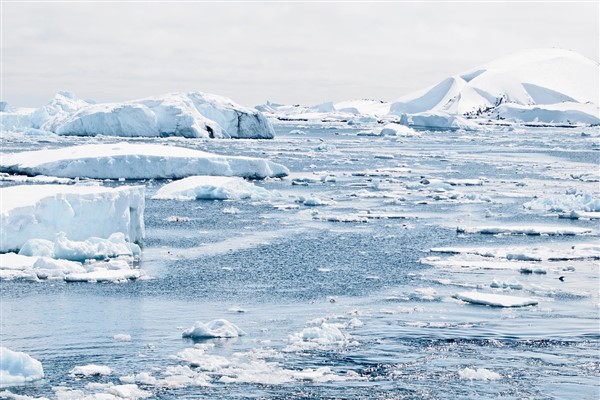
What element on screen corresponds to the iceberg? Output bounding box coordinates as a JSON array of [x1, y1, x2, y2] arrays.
[[0, 347, 44, 386], [1, 142, 289, 180], [153, 176, 277, 201], [26, 91, 275, 139], [389, 48, 600, 127], [0, 184, 145, 253]]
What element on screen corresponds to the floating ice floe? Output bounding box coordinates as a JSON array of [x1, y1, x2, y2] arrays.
[[53, 383, 151, 399], [19, 232, 141, 261], [5, 90, 274, 139], [456, 225, 592, 236], [0, 347, 44, 386], [287, 323, 352, 350], [458, 367, 502, 380], [453, 291, 538, 307], [0, 142, 289, 180], [69, 365, 113, 378], [182, 319, 246, 339], [524, 192, 600, 214], [379, 122, 419, 137], [1, 184, 144, 253], [152, 176, 277, 201]]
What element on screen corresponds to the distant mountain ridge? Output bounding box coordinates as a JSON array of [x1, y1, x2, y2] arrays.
[[389, 48, 599, 123]]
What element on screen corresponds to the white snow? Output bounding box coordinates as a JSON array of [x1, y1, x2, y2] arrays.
[[152, 176, 276, 201], [453, 291, 538, 307], [28, 91, 275, 139], [0, 347, 44, 386], [458, 367, 502, 380], [1, 142, 289, 180], [69, 365, 112, 378], [1, 185, 144, 253], [181, 319, 246, 339], [390, 48, 600, 126]]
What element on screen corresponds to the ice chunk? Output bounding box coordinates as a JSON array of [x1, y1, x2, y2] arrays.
[[379, 122, 419, 136], [1, 142, 289, 180], [1, 185, 144, 253], [0, 347, 44, 386], [69, 365, 112, 377], [153, 176, 276, 201], [458, 367, 502, 380], [182, 319, 246, 339], [453, 291, 538, 307], [113, 334, 132, 342], [19, 232, 140, 262], [288, 323, 349, 349]]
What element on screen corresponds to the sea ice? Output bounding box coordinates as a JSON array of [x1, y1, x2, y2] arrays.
[[182, 319, 246, 339], [69, 365, 112, 378], [0, 347, 44, 386], [19, 232, 141, 262], [1, 142, 289, 180], [453, 291, 538, 307], [1, 185, 144, 253], [152, 176, 277, 201], [458, 367, 502, 380]]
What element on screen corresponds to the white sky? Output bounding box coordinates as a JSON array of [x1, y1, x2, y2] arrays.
[[2, 1, 598, 108]]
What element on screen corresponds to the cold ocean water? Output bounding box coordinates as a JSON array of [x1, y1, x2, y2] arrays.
[[1, 124, 599, 399]]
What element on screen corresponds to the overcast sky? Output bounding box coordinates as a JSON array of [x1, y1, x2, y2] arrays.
[[2, 1, 598, 108]]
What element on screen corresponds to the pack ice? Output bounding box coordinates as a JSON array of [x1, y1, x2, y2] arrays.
[[0, 142, 289, 180], [2, 90, 275, 139]]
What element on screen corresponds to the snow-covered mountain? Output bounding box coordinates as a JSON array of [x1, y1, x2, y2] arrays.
[[3, 91, 275, 139], [390, 48, 599, 126]]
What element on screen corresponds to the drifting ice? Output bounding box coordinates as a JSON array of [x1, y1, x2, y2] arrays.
[[0, 142, 289, 180]]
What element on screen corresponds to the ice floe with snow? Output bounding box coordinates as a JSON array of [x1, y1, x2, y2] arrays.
[[19, 232, 140, 261], [453, 291, 538, 307], [0, 347, 44, 386], [152, 176, 277, 201], [1, 184, 144, 253], [456, 224, 592, 236], [1, 142, 289, 180], [182, 319, 246, 339], [458, 367, 502, 380], [69, 365, 113, 378]]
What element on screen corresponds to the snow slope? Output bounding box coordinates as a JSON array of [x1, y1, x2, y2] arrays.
[[8, 91, 275, 139], [0, 142, 289, 180], [390, 48, 600, 125], [1, 184, 145, 252]]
